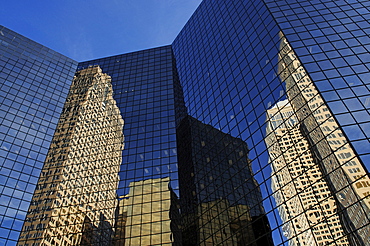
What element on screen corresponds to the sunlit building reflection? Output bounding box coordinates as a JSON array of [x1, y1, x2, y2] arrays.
[[113, 177, 181, 245], [266, 100, 349, 246], [276, 33, 370, 245], [18, 66, 124, 246]]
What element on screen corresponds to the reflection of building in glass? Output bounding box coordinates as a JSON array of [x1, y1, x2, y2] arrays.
[[18, 66, 124, 246], [266, 100, 349, 246], [2, 0, 370, 245], [113, 195, 128, 246], [115, 177, 181, 245], [177, 115, 273, 245], [278, 34, 370, 245], [78, 46, 182, 245], [0, 26, 78, 245]]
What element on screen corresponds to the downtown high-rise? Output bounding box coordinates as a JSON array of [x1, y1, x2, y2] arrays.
[[1, 0, 370, 245]]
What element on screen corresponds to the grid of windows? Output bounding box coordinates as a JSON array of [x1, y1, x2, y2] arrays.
[[277, 34, 370, 245], [173, 0, 370, 245], [176, 115, 273, 245], [17, 66, 124, 246], [265, 0, 370, 167], [78, 46, 182, 245], [266, 100, 350, 246], [1, 0, 370, 245], [0, 26, 77, 245], [173, 0, 287, 244]]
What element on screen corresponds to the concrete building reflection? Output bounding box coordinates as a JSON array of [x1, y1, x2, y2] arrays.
[[266, 100, 350, 246], [113, 177, 181, 245], [276, 33, 370, 245], [18, 66, 124, 246]]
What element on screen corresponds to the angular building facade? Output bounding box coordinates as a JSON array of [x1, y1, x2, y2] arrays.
[[172, 0, 370, 244], [77, 46, 273, 245], [276, 34, 370, 245], [0, 25, 78, 245], [78, 46, 185, 245], [0, 0, 370, 245]]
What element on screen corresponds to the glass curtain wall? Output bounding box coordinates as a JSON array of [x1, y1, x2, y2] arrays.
[[0, 25, 77, 246], [173, 0, 370, 245]]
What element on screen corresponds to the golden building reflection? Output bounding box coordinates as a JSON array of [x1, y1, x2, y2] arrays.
[[271, 33, 370, 245], [266, 100, 349, 246], [114, 177, 181, 245], [18, 66, 124, 246]]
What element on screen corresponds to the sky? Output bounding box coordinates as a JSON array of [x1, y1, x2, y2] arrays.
[[1, 0, 202, 62]]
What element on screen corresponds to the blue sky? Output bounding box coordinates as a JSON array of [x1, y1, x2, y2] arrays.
[[1, 0, 202, 61]]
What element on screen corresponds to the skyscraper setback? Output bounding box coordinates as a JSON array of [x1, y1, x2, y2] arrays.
[[1, 0, 370, 245]]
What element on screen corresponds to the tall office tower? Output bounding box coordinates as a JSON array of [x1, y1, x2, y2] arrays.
[[17, 66, 124, 246], [0, 26, 77, 246], [1, 0, 370, 245], [177, 115, 273, 245], [78, 46, 272, 245], [266, 100, 349, 246]]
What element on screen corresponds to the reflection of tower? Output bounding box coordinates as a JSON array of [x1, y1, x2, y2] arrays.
[[177, 115, 273, 246], [266, 100, 349, 246], [118, 177, 181, 245], [18, 66, 124, 246], [278, 34, 370, 245], [78, 46, 182, 245], [113, 195, 128, 246]]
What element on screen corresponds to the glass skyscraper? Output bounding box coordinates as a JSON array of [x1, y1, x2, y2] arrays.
[[1, 0, 370, 245], [78, 46, 183, 246], [172, 0, 370, 244], [0, 25, 78, 245]]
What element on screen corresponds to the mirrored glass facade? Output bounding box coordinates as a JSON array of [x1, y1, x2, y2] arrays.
[[172, 0, 370, 245], [18, 66, 124, 246], [78, 46, 183, 245], [1, 0, 370, 245], [0, 26, 78, 246], [177, 115, 273, 245]]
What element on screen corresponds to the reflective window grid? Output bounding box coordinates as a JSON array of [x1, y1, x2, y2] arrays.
[[78, 46, 181, 246], [0, 25, 78, 245], [173, 0, 370, 245], [0, 0, 370, 245]]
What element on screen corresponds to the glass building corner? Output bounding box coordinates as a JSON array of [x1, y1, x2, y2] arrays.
[[1, 0, 370, 245]]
